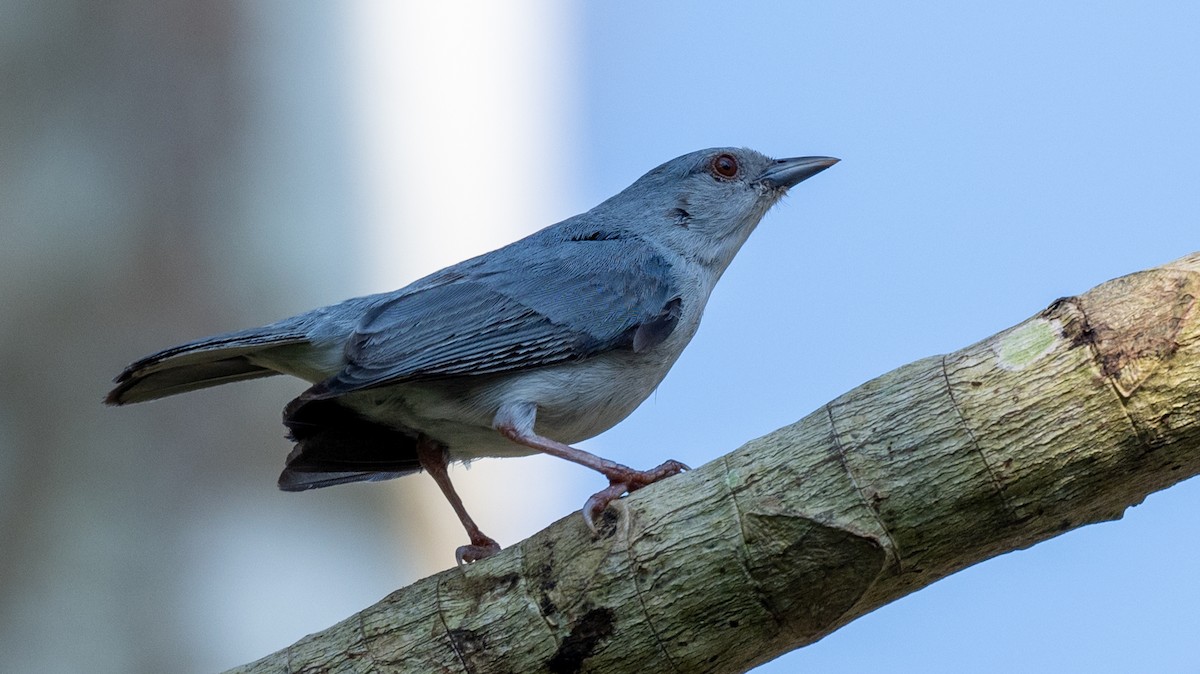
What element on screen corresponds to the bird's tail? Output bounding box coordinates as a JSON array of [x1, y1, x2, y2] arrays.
[[277, 397, 421, 490], [105, 326, 310, 405]]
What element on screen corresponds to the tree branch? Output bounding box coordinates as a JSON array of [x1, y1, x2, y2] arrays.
[[227, 252, 1200, 674]]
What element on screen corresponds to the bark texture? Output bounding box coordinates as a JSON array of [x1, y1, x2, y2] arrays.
[[228, 252, 1200, 674]]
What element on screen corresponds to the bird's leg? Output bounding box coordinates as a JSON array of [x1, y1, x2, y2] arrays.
[[416, 436, 501, 565], [494, 403, 689, 532]]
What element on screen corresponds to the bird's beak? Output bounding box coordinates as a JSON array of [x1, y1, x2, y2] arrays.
[[757, 156, 840, 190]]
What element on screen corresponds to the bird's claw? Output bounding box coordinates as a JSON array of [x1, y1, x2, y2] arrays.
[[583, 481, 631, 533], [581, 458, 691, 533], [455, 536, 502, 566], [645, 459, 690, 480]]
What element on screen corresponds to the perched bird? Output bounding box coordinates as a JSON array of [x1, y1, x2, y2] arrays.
[[107, 147, 837, 563]]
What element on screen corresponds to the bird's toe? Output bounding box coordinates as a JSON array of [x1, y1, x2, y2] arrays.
[[455, 538, 502, 565]]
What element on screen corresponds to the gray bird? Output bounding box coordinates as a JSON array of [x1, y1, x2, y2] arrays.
[[107, 147, 837, 563]]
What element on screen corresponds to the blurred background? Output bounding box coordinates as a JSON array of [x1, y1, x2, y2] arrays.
[[1, 2, 1198, 672]]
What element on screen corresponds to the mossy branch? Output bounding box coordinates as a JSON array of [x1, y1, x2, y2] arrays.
[[227, 252, 1200, 674]]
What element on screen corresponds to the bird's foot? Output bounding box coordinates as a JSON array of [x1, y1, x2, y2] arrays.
[[582, 459, 690, 532], [455, 534, 502, 566]]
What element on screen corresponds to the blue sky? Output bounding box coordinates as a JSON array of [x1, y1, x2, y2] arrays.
[[576, 3, 1199, 672]]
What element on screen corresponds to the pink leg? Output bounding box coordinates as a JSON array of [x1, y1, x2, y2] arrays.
[[416, 436, 501, 565], [494, 404, 688, 531]]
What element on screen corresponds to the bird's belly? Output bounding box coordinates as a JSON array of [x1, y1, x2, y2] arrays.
[[507, 351, 670, 443], [342, 348, 681, 461]]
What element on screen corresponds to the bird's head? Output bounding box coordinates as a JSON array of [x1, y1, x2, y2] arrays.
[[595, 147, 837, 272]]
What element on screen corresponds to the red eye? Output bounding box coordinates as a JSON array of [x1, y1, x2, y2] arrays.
[[710, 153, 739, 179]]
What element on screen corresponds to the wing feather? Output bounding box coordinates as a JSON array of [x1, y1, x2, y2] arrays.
[[308, 235, 679, 397]]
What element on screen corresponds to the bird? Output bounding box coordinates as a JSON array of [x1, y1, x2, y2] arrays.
[[107, 147, 838, 564]]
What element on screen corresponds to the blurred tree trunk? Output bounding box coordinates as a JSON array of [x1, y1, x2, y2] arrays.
[[0, 4, 248, 671], [0, 3, 388, 671], [227, 251, 1200, 674]]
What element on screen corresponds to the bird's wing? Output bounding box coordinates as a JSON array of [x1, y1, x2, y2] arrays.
[[306, 235, 681, 397]]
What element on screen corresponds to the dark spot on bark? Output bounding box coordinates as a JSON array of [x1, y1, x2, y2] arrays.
[[1041, 296, 1092, 349], [1042, 296, 1075, 315], [459, 572, 520, 607], [448, 628, 489, 667], [547, 608, 616, 674], [537, 563, 559, 617], [589, 506, 619, 539], [1050, 279, 1194, 400], [526, 541, 560, 618], [540, 575, 557, 594]]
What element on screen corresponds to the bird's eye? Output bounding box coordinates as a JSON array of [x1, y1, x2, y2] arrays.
[[709, 153, 739, 180]]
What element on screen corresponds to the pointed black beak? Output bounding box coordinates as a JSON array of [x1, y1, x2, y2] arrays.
[[757, 156, 840, 190]]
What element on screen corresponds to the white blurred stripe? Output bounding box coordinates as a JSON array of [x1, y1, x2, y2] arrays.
[[347, 0, 578, 282], [343, 1, 579, 574]]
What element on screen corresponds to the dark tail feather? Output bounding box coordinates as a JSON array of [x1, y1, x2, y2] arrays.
[[278, 397, 421, 491], [106, 328, 309, 405]]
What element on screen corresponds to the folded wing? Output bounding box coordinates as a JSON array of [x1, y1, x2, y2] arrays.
[[306, 234, 681, 398]]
